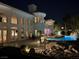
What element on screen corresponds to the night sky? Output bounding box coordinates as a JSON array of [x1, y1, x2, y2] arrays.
[[0, 0, 79, 23]]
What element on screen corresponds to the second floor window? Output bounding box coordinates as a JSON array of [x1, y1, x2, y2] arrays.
[[11, 16, 17, 24], [34, 17, 40, 23], [2, 16, 7, 23], [0, 16, 7, 23]]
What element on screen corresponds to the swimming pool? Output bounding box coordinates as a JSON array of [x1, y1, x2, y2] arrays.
[[47, 36, 77, 41]]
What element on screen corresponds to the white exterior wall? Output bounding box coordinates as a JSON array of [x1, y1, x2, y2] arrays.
[[0, 2, 34, 45]]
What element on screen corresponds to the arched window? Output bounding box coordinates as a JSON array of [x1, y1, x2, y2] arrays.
[[11, 16, 17, 24], [0, 16, 7, 23], [0, 30, 2, 43], [2, 16, 7, 23]]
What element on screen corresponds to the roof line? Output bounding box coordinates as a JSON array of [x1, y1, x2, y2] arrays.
[[0, 2, 34, 16]]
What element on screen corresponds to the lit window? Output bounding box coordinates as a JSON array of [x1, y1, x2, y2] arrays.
[[11, 27, 18, 38], [21, 29, 24, 38], [37, 17, 40, 23], [2, 16, 7, 23], [34, 17, 37, 23], [0, 16, 7, 23], [0, 30, 7, 43], [11, 16, 17, 24], [0, 30, 2, 43], [15, 31, 18, 36], [34, 17, 40, 23], [11, 29, 18, 39], [3, 30, 7, 42], [11, 30, 15, 36]]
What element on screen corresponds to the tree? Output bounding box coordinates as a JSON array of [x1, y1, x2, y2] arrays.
[[63, 14, 79, 31], [54, 21, 61, 31], [63, 14, 72, 30], [74, 16, 79, 30], [28, 4, 37, 13]]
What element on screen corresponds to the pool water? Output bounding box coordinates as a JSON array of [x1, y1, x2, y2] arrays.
[[47, 36, 77, 41]]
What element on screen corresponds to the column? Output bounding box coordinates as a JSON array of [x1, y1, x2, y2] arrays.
[[7, 16, 11, 43], [17, 17, 21, 40], [24, 19, 27, 40]]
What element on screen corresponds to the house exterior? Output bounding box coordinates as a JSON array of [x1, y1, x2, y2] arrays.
[[0, 2, 46, 46], [33, 12, 46, 37], [0, 2, 34, 44]]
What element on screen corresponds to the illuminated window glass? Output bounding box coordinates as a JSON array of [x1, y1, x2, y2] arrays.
[[21, 29, 24, 38], [37, 17, 40, 23], [0, 30, 2, 43], [11, 30, 15, 37], [34, 17, 37, 23], [2, 16, 7, 23], [11, 30, 18, 36], [34, 17, 40, 23], [11, 29, 18, 41], [0, 16, 7, 23], [3, 30, 7, 42], [15, 30, 18, 37], [11, 16, 17, 24]]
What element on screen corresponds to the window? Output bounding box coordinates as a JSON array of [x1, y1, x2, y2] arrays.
[[11, 16, 17, 24], [2, 16, 7, 23], [15, 30, 18, 36], [3, 30, 7, 42], [0, 30, 2, 43], [34, 17, 40, 23], [11, 29, 18, 40], [34, 17, 37, 23], [0, 16, 7, 23], [0, 30, 7, 43], [11, 27, 18, 41], [11, 30, 15, 36], [11, 30, 18, 37], [20, 29, 24, 39]]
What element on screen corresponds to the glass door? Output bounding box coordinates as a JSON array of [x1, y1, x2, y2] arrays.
[[0, 30, 7, 43], [11, 29, 18, 41], [0, 30, 2, 43], [3, 30, 7, 42]]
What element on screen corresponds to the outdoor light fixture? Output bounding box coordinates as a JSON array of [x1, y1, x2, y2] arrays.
[[37, 40, 40, 44], [25, 48, 30, 53], [61, 26, 64, 30]]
